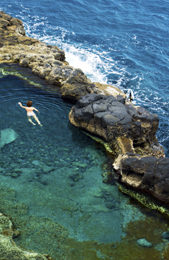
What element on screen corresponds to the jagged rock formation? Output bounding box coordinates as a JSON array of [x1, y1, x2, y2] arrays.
[[69, 93, 169, 205], [0, 9, 169, 221], [113, 154, 169, 203], [1, 9, 169, 260], [0, 11, 125, 102], [69, 93, 164, 157]]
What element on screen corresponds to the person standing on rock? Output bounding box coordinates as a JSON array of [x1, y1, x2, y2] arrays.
[[18, 101, 42, 126], [124, 89, 134, 102]]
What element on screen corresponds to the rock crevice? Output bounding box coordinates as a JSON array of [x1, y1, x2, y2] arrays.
[[0, 11, 168, 211], [69, 93, 169, 206]]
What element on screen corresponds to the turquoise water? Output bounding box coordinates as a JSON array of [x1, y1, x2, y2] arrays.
[[1, 0, 169, 155], [0, 69, 155, 258], [1, 0, 169, 258], [0, 74, 121, 229], [0, 66, 169, 259]]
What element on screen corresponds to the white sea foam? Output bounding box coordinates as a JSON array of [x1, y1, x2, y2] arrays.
[[1, 5, 130, 88], [63, 45, 108, 83], [25, 23, 113, 83], [0, 4, 157, 104]]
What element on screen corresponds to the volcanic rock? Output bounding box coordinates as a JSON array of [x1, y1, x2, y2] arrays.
[[69, 93, 162, 157], [113, 153, 169, 203], [0, 11, 126, 102]]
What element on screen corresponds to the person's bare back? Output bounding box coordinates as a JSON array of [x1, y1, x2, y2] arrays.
[[18, 101, 42, 126]]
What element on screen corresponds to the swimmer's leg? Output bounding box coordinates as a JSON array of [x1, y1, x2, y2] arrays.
[[33, 114, 42, 126], [27, 116, 36, 125]]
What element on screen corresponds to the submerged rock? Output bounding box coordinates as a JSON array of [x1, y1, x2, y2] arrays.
[[1, 11, 169, 251], [0, 128, 18, 149], [162, 231, 169, 240], [0, 212, 47, 260], [11, 172, 20, 178], [32, 160, 41, 166], [137, 238, 153, 248], [41, 165, 55, 173], [69, 172, 84, 182]]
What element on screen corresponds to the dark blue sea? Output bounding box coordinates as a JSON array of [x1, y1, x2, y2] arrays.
[[0, 0, 169, 259], [1, 0, 169, 153]]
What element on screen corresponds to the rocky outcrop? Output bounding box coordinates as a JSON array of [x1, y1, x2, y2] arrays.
[[0, 11, 168, 210], [69, 93, 164, 157], [69, 93, 169, 207], [0, 11, 125, 102], [113, 154, 169, 203]]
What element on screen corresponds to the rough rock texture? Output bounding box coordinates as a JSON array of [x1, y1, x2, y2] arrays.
[[0, 212, 48, 260], [0, 11, 125, 102], [69, 93, 164, 157], [113, 154, 169, 203], [1, 9, 169, 232], [69, 93, 169, 206]]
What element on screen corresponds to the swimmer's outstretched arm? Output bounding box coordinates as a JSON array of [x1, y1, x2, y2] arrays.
[[18, 102, 40, 113], [18, 102, 26, 109]]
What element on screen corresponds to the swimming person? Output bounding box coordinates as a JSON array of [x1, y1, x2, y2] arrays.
[[18, 101, 42, 126]]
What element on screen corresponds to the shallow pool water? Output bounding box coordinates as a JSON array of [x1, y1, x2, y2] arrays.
[[0, 66, 169, 260], [0, 73, 126, 240]]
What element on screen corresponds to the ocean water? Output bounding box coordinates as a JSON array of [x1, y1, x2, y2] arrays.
[[1, 0, 169, 154], [0, 0, 169, 259]]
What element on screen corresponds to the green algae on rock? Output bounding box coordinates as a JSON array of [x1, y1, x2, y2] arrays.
[[0, 212, 48, 260], [0, 11, 168, 212], [1, 10, 169, 260]]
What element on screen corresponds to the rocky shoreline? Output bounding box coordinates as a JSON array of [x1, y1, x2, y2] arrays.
[[1, 9, 169, 210], [0, 11, 125, 102], [1, 10, 169, 259]]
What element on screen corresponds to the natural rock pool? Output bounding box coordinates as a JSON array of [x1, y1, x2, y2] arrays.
[[0, 65, 169, 260]]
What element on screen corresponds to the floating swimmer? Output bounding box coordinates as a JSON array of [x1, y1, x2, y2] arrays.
[[18, 101, 42, 126]]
